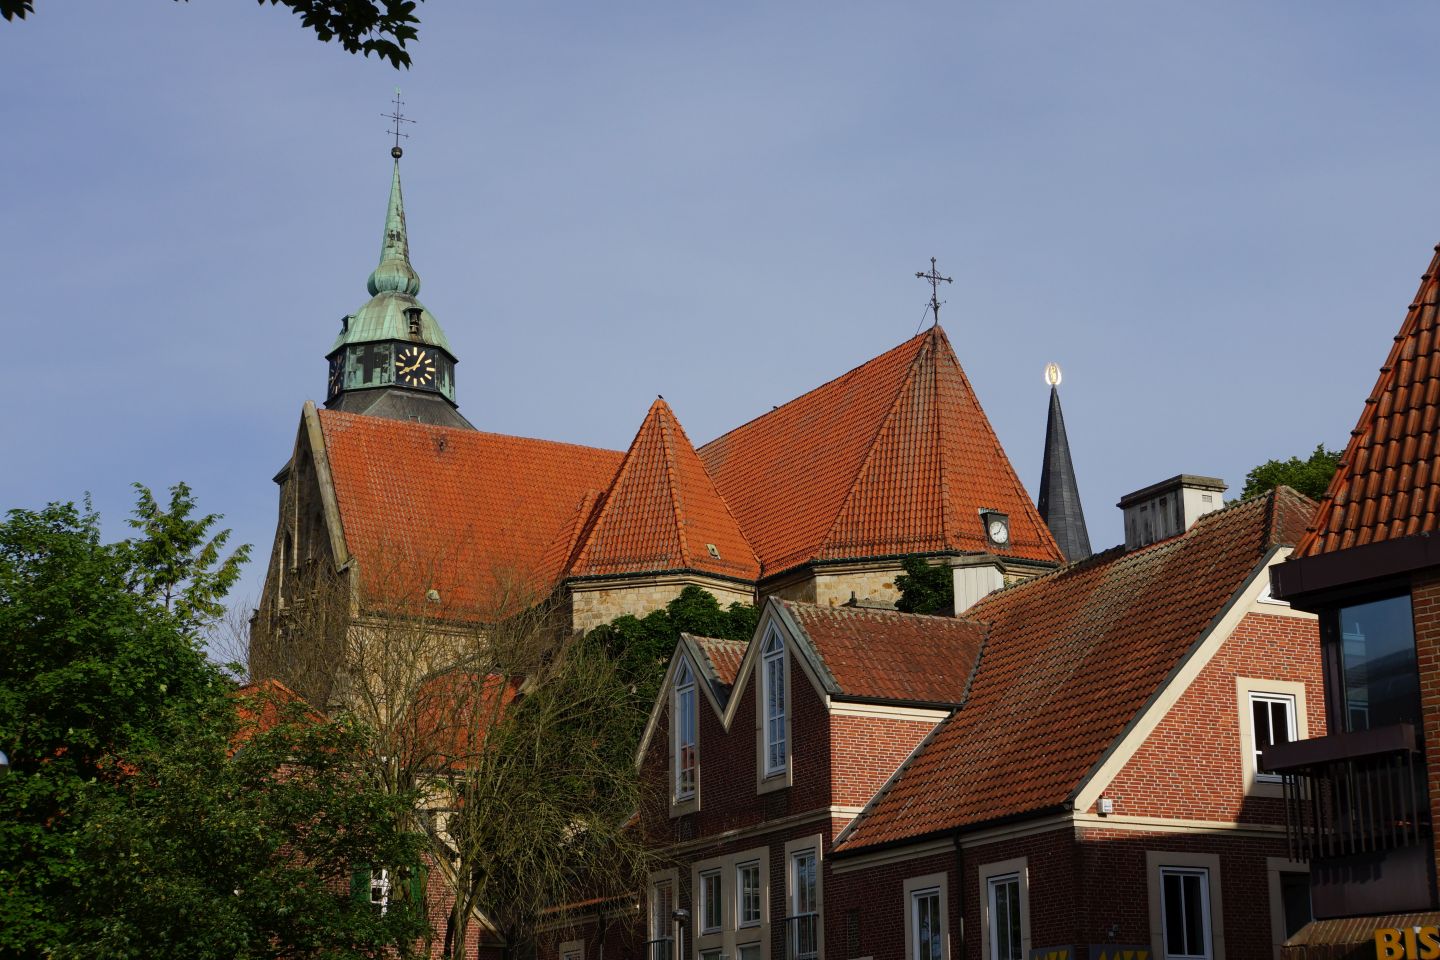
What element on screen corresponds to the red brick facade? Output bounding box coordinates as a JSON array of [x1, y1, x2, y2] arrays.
[[548, 519, 1322, 960]]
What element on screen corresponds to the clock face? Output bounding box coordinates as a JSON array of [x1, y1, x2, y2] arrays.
[[988, 519, 1010, 545], [395, 346, 437, 388], [327, 356, 345, 397]]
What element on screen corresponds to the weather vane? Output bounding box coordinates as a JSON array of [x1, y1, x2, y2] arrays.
[[915, 257, 953, 325], [383, 88, 415, 159]]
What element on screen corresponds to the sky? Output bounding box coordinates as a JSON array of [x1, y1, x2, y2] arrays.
[[5, 2, 1440, 613]]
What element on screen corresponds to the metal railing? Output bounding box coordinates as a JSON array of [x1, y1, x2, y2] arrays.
[[1264, 723, 1428, 862], [783, 913, 819, 960]]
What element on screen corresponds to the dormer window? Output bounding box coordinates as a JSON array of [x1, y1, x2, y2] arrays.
[[405, 307, 423, 336], [762, 631, 787, 776], [673, 659, 697, 801]]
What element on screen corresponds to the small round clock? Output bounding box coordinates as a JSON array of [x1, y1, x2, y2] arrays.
[[395, 346, 437, 388], [988, 519, 1010, 545]]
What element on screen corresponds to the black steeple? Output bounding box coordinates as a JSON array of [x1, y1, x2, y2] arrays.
[[1037, 366, 1092, 562]]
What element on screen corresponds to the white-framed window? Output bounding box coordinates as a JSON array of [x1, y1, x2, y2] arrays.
[[789, 845, 819, 960], [912, 887, 943, 960], [1249, 692, 1297, 783], [700, 950, 723, 960], [559, 940, 584, 960], [978, 858, 1028, 960], [987, 874, 1022, 960], [369, 867, 391, 915], [762, 631, 787, 776], [1236, 678, 1308, 798], [1160, 867, 1213, 960], [649, 875, 675, 960], [700, 869, 723, 934], [673, 659, 697, 802], [737, 860, 762, 927]]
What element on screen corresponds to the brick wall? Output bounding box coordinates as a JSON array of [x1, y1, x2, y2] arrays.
[[1410, 569, 1440, 889], [826, 850, 956, 960], [1097, 610, 1323, 822], [960, 829, 1080, 960], [829, 714, 940, 807], [1075, 826, 1292, 960]]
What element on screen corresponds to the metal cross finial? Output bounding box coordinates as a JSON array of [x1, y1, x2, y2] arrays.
[[915, 257, 952, 325], [383, 88, 415, 158]]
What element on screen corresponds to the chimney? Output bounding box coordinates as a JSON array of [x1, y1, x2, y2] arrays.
[[1117, 475, 1226, 550]]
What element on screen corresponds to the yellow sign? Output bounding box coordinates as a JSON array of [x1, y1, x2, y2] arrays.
[[1376, 928, 1440, 960]]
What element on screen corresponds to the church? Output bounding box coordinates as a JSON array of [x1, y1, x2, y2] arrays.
[[249, 145, 1094, 682]]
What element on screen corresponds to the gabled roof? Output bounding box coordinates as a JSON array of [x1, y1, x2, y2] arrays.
[[699, 326, 1062, 576], [692, 635, 748, 690], [1297, 244, 1440, 558], [317, 408, 622, 613], [781, 601, 984, 706], [567, 399, 759, 581], [834, 487, 1314, 852]]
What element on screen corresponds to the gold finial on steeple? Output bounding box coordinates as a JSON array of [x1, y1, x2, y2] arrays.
[[1044, 362, 1063, 387], [383, 88, 414, 159]]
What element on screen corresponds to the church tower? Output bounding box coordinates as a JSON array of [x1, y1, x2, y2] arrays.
[[324, 143, 472, 430]]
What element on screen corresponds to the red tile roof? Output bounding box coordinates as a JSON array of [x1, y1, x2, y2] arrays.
[[692, 635, 748, 689], [318, 410, 623, 614], [567, 399, 760, 580], [835, 487, 1313, 851], [782, 601, 985, 705], [699, 327, 1061, 576], [1297, 244, 1440, 557]]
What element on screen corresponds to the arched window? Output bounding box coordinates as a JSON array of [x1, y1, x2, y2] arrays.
[[762, 631, 787, 775], [673, 659, 697, 801]]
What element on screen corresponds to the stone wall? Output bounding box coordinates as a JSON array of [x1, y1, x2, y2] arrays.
[[568, 575, 754, 633]]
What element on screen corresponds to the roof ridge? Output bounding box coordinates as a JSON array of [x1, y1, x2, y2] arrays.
[[1298, 243, 1440, 556], [931, 327, 1062, 558], [699, 329, 932, 451], [656, 402, 695, 568], [566, 406, 657, 574], [319, 408, 624, 456], [817, 332, 937, 556]]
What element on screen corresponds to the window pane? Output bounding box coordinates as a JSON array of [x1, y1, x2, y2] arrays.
[[702, 872, 722, 930], [914, 889, 942, 960], [738, 946, 761, 960], [1182, 873, 1205, 957], [1334, 595, 1419, 731], [739, 862, 761, 925], [988, 875, 1021, 960], [1280, 872, 1312, 939], [1162, 874, 1185, 956]]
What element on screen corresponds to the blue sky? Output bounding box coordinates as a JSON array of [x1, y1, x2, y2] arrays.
[[4, 2, 1439, 611]]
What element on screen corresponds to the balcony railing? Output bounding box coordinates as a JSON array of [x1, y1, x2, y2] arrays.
[[645, 938, 675, 960], [783, 913, 819, 960], [1263, 722, 1426, 862]]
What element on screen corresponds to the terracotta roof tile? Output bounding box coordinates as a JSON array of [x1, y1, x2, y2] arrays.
[[835, 487, 1314, 851], [568, 400, 759, 580], [1298, 244, 1440, 557], [700, 327, 1061, 576], [783, 602, 985, 705], [318, 410, 623, 614], [692, 635, 748, 689]]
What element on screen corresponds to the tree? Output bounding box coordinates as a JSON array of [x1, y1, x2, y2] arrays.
[[587, 585, 759, 711], [1, 0, 423, 69], [1240, 444, 1342, 501], [0, 489, 424, 959], [894, 555, 953, 615], [254, 553, 657, 960]]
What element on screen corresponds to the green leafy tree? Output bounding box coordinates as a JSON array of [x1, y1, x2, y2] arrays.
[[894, 555, 953, 615], [586, 585, 759, 709], [0, 489, 425, 959], [2, 1, 423, 69], [124, 481, 251, 632], [1240, 444, 1342, 501]]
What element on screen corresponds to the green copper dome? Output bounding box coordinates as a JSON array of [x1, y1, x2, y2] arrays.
[[329, 158, 452, 355]]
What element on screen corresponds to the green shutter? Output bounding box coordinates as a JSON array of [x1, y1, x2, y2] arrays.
[[352, 865, 371, 904]]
